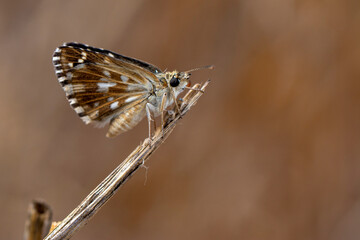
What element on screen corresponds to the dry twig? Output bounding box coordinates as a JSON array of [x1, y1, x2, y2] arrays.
[[44, 80, 210, 240]]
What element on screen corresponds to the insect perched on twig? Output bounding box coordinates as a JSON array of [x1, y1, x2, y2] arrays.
[[52, 42, 213, 139]]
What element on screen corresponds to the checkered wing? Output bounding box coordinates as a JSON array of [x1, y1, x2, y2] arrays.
[[52, 42, 161, 128]]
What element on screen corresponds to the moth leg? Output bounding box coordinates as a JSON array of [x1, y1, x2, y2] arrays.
[[146, 103, 156, 141], [170, 90, 181, 116], [184, 86, 204, 93], [160, 93, 167, 138]]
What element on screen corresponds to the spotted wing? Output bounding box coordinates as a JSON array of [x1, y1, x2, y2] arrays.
[[52, 42, 161, 127]]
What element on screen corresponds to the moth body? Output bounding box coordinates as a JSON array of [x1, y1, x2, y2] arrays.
[[53, 42, 191, 138]]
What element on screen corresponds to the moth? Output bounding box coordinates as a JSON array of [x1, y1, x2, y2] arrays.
[[52, 42, 212, 138]]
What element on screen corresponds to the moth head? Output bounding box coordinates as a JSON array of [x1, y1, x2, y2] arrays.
[[166, 65, 214, 91], [167, 71, 190, 90]]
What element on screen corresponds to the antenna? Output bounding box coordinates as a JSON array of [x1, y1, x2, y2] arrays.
[[185, 65, 214, 74]]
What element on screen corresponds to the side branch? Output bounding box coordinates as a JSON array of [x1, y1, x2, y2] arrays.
[[24, 200, 52, 240], [44, 80, 210, 240]]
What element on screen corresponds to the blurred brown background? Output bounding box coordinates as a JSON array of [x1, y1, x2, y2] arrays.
[[1, 0, 360, 239]]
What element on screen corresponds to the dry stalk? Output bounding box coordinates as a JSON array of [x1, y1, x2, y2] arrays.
[[44, 80, 210, 240], [23, 200, 52, 240]]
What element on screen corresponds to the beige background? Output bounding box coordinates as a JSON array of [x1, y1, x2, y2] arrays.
[[1, 0, 360, 239]]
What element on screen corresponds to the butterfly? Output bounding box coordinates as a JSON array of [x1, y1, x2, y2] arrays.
[[52, 42, 212, 138]]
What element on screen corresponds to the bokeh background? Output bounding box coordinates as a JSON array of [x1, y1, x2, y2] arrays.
[[1, 0, 360, 239]]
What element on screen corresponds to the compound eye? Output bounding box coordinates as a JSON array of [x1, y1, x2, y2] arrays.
[[170, 76, 180, 87]]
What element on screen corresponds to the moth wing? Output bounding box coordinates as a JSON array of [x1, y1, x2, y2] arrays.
[[52, 42, 159, 127]]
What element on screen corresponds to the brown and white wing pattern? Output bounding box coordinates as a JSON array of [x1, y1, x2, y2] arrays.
[[52, 42, 161, 137]]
